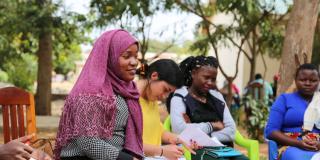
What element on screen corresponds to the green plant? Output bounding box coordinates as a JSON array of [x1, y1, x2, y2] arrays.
[[4, 54, 37, 91], [0, 69, 8, 82], [53, 43, 82, 76], [242, 95, 270, 142]]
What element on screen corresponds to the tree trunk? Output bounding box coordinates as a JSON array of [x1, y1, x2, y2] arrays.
[[277, 0, 319, 95], [247, 32, 257, 82], [249, 54, 257, 82], [35, 32, 52, 115], [226, 78, 234, 107]]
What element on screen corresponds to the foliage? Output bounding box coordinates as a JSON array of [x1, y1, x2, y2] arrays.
[[0, 0, 89, 90], [0, 69, 8, 82], [258, 17, 285, 59], [175, 0, 289, 80], [90, 0, 175, 28], [147, 39, 195, 55], [53, 43, 82, 75], [3, 54, 37, 91], [51, 10, 88, 75], [312, 35, 320, 66], [242, 95, 270, 142], [312, 39, 320, 66], [312, 16, 320, 66], [90, 0, 178, 62], [189, 35, 210, 55], [220, 0, 285, 58]]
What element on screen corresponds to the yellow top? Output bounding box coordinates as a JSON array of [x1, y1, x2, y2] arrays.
[[140, 98, 164, 146]]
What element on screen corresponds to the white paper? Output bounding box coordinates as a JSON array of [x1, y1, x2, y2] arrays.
[[178, 125, 224, 147], [311, 152, 320, 160], [144, 156, 185, 160]]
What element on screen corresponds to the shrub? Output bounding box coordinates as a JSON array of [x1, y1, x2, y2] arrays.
[[242, 95, 270, 142], [4, 54, 37, 91]]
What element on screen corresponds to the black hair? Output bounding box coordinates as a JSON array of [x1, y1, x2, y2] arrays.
[[295, 63, 320, 78], [255, 73, 262, 80], [179, 55, 219, 87], [137, 59, 183, 88]]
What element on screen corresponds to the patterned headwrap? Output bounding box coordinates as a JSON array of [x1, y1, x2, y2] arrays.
[[179, 55, 218, 87], [54, 29, 143, 159]]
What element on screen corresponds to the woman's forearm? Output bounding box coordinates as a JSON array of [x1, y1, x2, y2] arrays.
[[211, 106, 236, 142], [161, 131, 180, 144], [143, 144, 162, 157], [269, 131, 301, 147]]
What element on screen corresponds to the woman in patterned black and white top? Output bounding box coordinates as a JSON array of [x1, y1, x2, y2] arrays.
[[55, 29, 144, 160]]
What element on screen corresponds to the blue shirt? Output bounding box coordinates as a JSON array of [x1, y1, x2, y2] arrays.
[[265, 92, 320, 138], [254, 79, 273, 96], [243, 79, 273, 102]]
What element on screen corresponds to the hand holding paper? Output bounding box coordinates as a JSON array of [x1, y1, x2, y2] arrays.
[[178, 126, 224, 147]]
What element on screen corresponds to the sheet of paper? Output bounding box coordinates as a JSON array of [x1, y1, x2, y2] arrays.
[[178, 125, 224, 147], [311, 152, 320, 160], [144, 156, 185, 160]]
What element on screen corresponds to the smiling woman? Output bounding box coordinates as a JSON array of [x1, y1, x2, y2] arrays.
[[118, 44, 139, 82], [55, 29, 143, 160]]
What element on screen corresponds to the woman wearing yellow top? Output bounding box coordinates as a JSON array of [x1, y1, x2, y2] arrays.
[[136, 59, 196, 159]]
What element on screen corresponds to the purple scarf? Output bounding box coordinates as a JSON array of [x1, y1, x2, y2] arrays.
[[54, 29, 143, 159]]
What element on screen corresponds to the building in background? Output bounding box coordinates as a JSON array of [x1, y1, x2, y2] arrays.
[[209, 13, 281, 94]]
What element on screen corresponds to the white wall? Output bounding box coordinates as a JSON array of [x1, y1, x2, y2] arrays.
[[209, 13, 245, 93]]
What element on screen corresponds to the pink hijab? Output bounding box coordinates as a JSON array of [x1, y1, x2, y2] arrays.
[[54, 29, 143, 159]]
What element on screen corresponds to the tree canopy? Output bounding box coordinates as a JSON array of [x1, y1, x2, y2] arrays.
[[90, 0, 178, 62], [0, 0, 89, 91], [175, 0, 289, 80]]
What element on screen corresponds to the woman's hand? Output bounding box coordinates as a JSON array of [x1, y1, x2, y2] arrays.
[[161, 145, 184, 160], [177, 139, 198, 155], [183, 113, 191, 123], [189, 139, 202, 150], [297, 139, 318, 151], [166, 134, 198, 155], [0, 135, 34, 160], [186, 139, 202, 153], [299, 135, 320, 151], [315, 141, 320, 151], [211, 121, 224, 130]]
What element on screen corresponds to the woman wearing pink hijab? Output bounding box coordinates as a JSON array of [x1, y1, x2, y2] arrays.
[[54, 29, 143, 160]]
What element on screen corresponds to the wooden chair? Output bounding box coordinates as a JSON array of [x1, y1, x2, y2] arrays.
[[0, 87, 37, 143]]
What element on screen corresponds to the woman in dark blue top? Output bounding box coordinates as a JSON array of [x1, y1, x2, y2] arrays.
[[265, 63, 320, 160]]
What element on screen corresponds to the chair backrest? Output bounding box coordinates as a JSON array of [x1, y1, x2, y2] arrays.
[[163, 115, 172, 132], [0, 87, 37, 143], [268, 140, 278, 160], [248, 82, 264, 100]]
